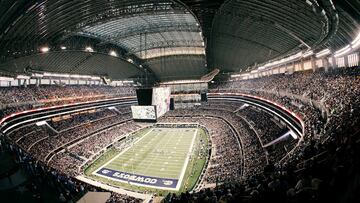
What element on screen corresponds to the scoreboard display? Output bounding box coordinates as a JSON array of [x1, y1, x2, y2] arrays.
[[131, 105, 156, 120], [152, 87, 171, 118], [131, 87, 171, 121]]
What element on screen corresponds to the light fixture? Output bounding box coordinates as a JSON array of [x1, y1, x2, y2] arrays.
[[40, 46, 50, 53], [302, 50, 314, 58], [31, 73, 44, 78], [36, 121, 47, 126], [109, 50, 117, 57], [260, 51, 303, 69], [316, 49, 331, 58], [334, 45, 351, 58], [351, 33, 360, 49], [85, 46, 94, 52], [60, 46, 66, 50], [16, 75, 31, 80], [0, 76, 14, 81]]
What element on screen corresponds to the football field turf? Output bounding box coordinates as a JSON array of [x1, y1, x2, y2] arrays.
[[93, 128, 198, 190]]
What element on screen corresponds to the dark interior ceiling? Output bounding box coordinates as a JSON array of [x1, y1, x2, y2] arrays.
[[209, 0, 359, 72], [0, 0, 359, 82]]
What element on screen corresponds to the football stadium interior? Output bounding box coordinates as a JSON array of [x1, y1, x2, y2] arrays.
[[0, 0, 360, 203]]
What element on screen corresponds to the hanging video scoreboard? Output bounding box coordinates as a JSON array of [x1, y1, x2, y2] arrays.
[[131, 87, 171, 121], [131, 105, 157, 120]]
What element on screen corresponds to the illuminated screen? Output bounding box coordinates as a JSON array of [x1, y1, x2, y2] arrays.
[[131, 105, 157, 120], [151, 87, 171, 118]]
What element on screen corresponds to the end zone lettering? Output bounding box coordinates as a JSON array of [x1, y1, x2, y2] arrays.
[[112, 172, 157, 184], [96, 168, 179, 189]]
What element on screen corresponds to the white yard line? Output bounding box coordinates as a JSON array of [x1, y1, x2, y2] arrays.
[[92, 128, 198, 191], [109, 161, 185, 166], [175, 129, 198, 191], [141, 130, 174, 175], [92, 128, 153, 175]]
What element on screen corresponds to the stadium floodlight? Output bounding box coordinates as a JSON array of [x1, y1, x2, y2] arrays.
[[290, 132, 298, 139], [40, 46, 50, 53], [31, 73, 44, 78], [315, 49, 331, 58], [262, 52, 302, 68], [42, 71, 99, 80], [334, 45, 351, 58], [302, 50, 313, 58], [36, 121, 47, 126], [91, 76, 101, 80], [16, 75, 30, 80], [109, 50, 118, 57], [44, 72, 69, 78], [230, 74, 242, 78], [351, 33, 360, 49], [85, 46, 94, 52], [127, 58, 134, 63], [60, 46, 66, 50], [0, 76, 14, 81]]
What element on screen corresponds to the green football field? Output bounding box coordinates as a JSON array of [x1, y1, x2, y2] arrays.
[[92, 127, 198, 190]]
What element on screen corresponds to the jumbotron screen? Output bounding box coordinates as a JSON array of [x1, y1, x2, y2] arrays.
[[132, 87, 171, 120], [151, 87, 171, 118], [130, 105, 157, 120]]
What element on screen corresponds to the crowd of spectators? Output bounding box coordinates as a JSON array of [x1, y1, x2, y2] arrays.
[[1, 104, 145, 202], [48, 109, 118, 132], [66, 121, 142, 160], [167, 66, 360, 202], [106, 192, 142, 203], [237, 107, 295, 163], [28, 112, 132, 161], [1, 139, 143, 203], [0, 84, 135, 118], [164, 105, 283, 179], [0, 85, 135, 105], [159, 116, 243, 185], [4, 106, 134, 163], [199, 101, 240, 112], [1, 66, 359, 202]]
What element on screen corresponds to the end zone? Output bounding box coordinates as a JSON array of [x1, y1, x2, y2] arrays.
[[95, 168, 179, 190]]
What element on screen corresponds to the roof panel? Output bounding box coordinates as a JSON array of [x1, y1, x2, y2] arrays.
[[77, 12, 204, 57], [136, 46, 205, 59]]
